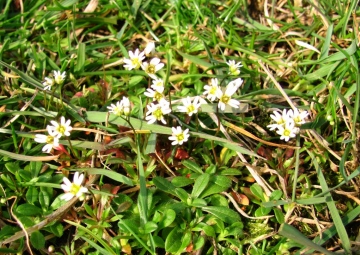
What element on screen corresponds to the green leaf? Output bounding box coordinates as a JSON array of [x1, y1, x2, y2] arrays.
[[38, 190, 50, 209], [182, 159, 203, 174], [270, 190, 283, 201], [191, 173, 210, 198], [153, 177, 176, 196], [273, 208, 285, 224], [175, 188, 189, 202], [15, 204, 42, 216], [74, 43, 85, 73], [26, 186, 38, 204], [171, 176, 194, 187], [75, 168, 133, 186], [30, 231, 45, 250], [250, 183, 265, 201], [158, 209, 176, 230], [143, 221, 158, 234], [190, 198, 207, 207], [165, 226, 183, 253], [202, 206, 240, 224], [48, 222, 64, 237], [200, 176, 232, 198]]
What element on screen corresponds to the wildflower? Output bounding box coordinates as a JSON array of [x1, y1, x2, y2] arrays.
[[144, 88, 165, 102], [53, 71, 66, 85], [141, 58, 164, 79], [34, 134, 59, 153], [47, 116, 72, 138], [288, 108, 309, 126], [216, 80, 241, 111], [144, 41, 155, 56], [276, 120, 298, 142], [227, 60, 242, 76], [168, 126, 190, 145], [145, 100, 171, 124], [60, 172, 88, 201], [203, 78, 221, 101], [151, 78, 165, 93], [121, 96, 131, 116], [178, 96, 202, 116], [267, 109, 291, 131], [107, 97, 131, 116], [43, 77, 55, 90], [123, 49, 145, 70]]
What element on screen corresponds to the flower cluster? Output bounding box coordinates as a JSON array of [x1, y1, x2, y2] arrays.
[[43, 70, 66, 90], [34, 116, 72, 153], [267, 108, 309, 142], [118, 42, 244, 146]]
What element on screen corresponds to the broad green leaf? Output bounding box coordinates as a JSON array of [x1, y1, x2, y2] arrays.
[[38, 190, 50, 209], [26, 186, 38, 204], [200, 176, 231, 198], [171, 176, 194, 187], [143, 221, 158, 234], [273, 208, 285, 224], [177, 231, 192, 254], [250, 183, 265, 201], [190, 198, 207, 207], [48, 222, 63, 237], [153, 177, 176, 196], [182, 160, 203, 174], [202, 206, 240, 224], [15, 204, 42, 216], [165, 226, 183, 253], [30, 231, 45, 250], [175, 188, 189, 202], [191, 173, 210, 198], [158, 209, 176, 230]]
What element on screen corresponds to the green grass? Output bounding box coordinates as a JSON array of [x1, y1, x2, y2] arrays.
[[0, 0, 360, 254]]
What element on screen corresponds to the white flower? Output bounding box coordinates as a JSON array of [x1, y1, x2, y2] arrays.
[[230, 78, 244, 89], [227, 60, 242, 76], [34, 134, 59, 153], [144, 88, 164, 102], [145, 100, 171, 124], [107, 97, 131, 116], [151, 78, 165, 93], [141, 58, 164, 79], [47, 116, 72, 138], [123, 49, 145, 70], [177, 96, 202, 116], [53, 71, 66, 85], [121, 96, 131, 116], [144, 41, 155, 56], [216, 81, 241, 111], [288, 108, 309, 126], [203, 78, 221, 101], [276, 120, 298, 142], [43, 77, 55, 90], [60, 172, 88, 201], [168, 126, 190, 145], [267, 109, 291, 131]]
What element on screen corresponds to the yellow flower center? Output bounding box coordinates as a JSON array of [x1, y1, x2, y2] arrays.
[[132, 58, 141, 69], [154, 92, 163, 101], [70, 184, 81, 195], [46, 135, 54, 144], [209, 87, 217, 95], [284, 129, 290, 136], [146, 65, 155, 74], [57, 125, 66, 135], [153, 108, 163, 120], [176, 133, 184, 141], [187, 105, 195, 113], [221, 95, 230, 104]]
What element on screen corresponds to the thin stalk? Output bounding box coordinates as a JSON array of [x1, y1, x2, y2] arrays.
[[292, 134, 300, 202]]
